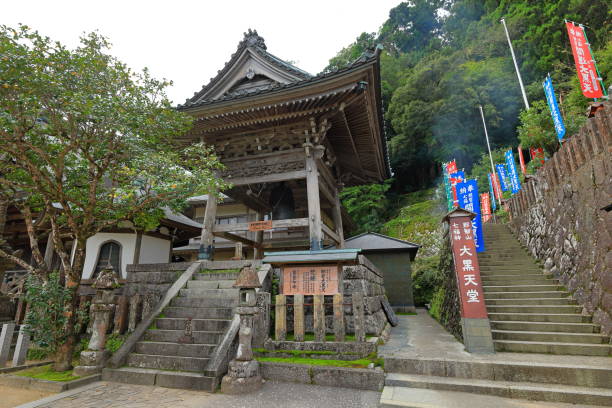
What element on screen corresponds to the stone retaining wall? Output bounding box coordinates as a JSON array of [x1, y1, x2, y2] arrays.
[[507, 102, 611, 335]]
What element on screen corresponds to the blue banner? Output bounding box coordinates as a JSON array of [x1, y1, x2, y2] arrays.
[[456, 180, 485, 252], [496, 164, 509, 191], [487, 173, 496, 211], [505, 149, 521, 194], [450, 171, 465, 182], [543, 75, 566, 142]]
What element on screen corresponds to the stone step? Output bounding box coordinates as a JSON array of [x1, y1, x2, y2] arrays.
[[164, 306, 234, 319], [481, 277, 555, 285], [186, 279, 236, 289], [178, 288, 239, 298], [483, 284, 562, 293], [193, 272, 239, 281], [479, 267, 542, 273], [494, 340, 611, 356], [485, 291, 569, 299], [490, 320, 601, 333], [384, 373, 612, 406], [134, 341, 217, 357], [127, 353, 210, 372], [478, 254, 531, 259], [384, 356, 612, 388], [156, 317, 230, 332], [480, 273, 549, 280], [488, 313, 592, 323], [478, 263, 539, 268], [491, 330, 609, 344], [144, 329, 223, 344], [102, 367, 216, 391], [486, 297, 575, 306], [171, 296, 237, 308], [486, 305, 583, 314]]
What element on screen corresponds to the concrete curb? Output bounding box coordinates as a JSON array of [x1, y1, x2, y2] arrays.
[[260, 361, 384, 391], [0, 372, 101, 392], [0, 361, 52, 374]]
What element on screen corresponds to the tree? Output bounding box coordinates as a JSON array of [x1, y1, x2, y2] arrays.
[[340, 180, 392, 235], [0, 25, 225, 370]]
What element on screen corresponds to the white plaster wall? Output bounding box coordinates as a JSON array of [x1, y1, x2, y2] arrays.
[[139, 235, 171, 264], [82, 233, 137, 279]]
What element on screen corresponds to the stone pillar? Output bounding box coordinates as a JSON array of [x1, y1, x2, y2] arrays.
[[198, 191, 218, 260], [0, 322, 15, 366], [73, 266, 120, 376], [305, 146, 324, 251], [12, 325, 30, 366], [128, 293, 142, 332]]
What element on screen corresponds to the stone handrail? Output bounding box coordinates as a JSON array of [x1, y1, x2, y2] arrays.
[[107, 260, 204, 368], [203, 263, 272, 378]]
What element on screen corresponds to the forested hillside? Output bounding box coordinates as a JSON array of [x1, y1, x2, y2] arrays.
[[328, 0, 611, 192]]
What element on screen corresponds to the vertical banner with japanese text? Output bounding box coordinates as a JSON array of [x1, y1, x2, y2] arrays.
[[530, 147, 545, 164], [480, 193, 491, 223], [496, 164, 509, 191], [443, 163, 454, 211], [543, 75, 566, 142], [449, 214, 488, 318], [505, 149, 521, 194], [450, 170, 465, 209], [566, 21, 603, 99], [487, 173, 497, 211], [456, 180, 485, 252]]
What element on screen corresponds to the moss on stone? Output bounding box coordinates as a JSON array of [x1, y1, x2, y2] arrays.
[[14, 364, 80, 382]]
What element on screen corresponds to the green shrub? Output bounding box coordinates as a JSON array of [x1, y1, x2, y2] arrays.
[[428, 287, 444, 321], [411, 255, 441, 306], [27, 347, 51, 361], [105, 333, 125, 353]]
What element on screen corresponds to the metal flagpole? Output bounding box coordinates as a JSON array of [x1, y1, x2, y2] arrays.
[[501, 18, 530, 110], [479, 105, 501, 210]]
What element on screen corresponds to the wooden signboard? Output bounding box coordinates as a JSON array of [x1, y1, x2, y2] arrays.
[[248, 220, 273, 231], [281, 264, 340, 295]]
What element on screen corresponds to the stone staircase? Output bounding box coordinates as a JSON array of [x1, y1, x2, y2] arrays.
[[480, 223, 611, 356], [103, 268, 240, 391]]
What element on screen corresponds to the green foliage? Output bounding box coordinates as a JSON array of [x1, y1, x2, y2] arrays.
[[23, 272, 86, 352], [340, 180, 392, 234], [105, 333, 126, 353], [325, 0, 611, 191], [27, 348, 51, 361], [411, 256, 442, 306], [468, 147, 509, 195], [14, 364, 79, 382], [428, 287, 444, 321]]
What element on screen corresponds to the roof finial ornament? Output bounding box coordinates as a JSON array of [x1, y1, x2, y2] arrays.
[[243, 28, 266, 50]]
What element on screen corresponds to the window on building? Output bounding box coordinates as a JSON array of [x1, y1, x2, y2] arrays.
[[93, 241, 121, 278]]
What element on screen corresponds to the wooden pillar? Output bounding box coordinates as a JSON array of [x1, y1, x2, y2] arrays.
[[275, 295, 286, 341], [332, 188, 345, 248], [313, 294, 325, 342], [198, 191, 218, 260], [305, 149, 323, 251], [293, 294, 304, 342], [254, 211, 264, 259]]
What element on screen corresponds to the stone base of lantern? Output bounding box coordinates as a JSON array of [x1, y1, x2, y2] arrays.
[[220, 359, 263, 394], [73, 350, 110, 376]]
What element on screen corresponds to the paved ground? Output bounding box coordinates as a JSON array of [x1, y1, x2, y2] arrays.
[[16, 380, 381, 408], [380, 310, 611, 368], [0, 386, 53, 408]]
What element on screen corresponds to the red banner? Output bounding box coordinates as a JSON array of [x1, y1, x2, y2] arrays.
[[480, 193, 491, 223], [518, 145, 527, 175], [491, 172, 502, 201], [446, 160, 458, 175], [450, 214, 488, 318], [566, 22, 603, 99], [449, 172, 463, 208]]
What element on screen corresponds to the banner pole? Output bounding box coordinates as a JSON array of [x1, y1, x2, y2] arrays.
[[479, 105, 501, 209], [501, 18, 530, 110]]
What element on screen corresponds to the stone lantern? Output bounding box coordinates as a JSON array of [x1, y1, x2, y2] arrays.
[[73, 264, 120, 376], [220, 262, 263, 394]]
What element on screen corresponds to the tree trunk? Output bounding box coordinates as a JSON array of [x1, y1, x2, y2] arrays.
[[52, 270, 81, 371]]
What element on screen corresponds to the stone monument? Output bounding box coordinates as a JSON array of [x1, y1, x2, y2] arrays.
[[221, 263, 263, 394]]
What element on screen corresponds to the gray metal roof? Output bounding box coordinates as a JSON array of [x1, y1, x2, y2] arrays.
[[263, 249, 360, 264], [342, 232, 420, 252]]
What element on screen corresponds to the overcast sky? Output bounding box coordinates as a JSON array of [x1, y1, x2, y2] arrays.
[[4, 0, 400, 104]]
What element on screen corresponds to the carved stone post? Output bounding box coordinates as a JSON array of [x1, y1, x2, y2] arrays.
[[221, 263, 263, 394], [198, 190, 218, 260], [73, 265, 120, 376]]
